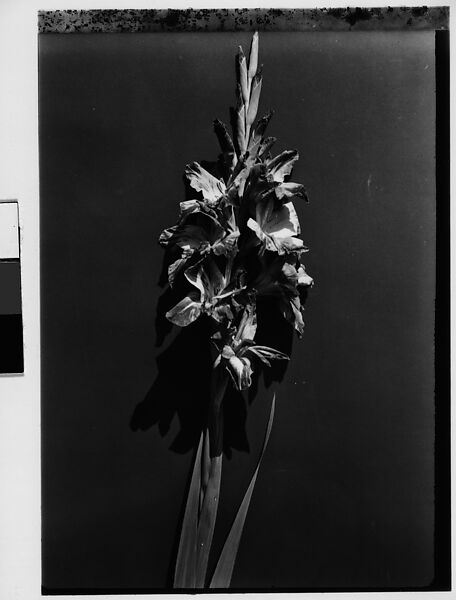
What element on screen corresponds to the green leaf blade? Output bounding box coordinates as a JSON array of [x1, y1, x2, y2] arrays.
[[173, 432, 204, 588], [195, 453, 223, 587], [209, 394, 276, 589]]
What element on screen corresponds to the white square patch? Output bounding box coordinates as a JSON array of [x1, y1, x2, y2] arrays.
[[0, 202, 19, 259]]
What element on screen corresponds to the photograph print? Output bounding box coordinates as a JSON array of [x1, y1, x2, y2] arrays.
[[39, 8, 449, 594]]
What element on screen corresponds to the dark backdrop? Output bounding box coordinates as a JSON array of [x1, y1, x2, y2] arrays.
[[40, 31, 436, 591]]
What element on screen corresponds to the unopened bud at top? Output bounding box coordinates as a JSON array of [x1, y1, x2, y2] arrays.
[[248, 31, 259, 79]]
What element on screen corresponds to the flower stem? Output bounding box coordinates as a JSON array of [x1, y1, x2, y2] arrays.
[[195, 367, 228, 587], [225, 256, 234, 291]]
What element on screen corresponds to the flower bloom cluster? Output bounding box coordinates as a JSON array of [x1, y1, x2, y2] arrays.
[[160, 33, 313, 391]]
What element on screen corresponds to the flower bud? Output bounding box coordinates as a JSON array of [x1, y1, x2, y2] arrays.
[[237, 47, 249, 105], [246, 71, 262, 127], [248, 31, 259, 80]]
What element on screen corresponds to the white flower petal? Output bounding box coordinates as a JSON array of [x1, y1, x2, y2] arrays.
[[184, 263, 206, 298], [297, 265, 313, 287], [185, 162, 226, 205], [264, 203, 300, 238], [247, 217, 268, 244], [212, 231, 240, 256], [274, 236, 304, 255], [166, 293, 202, 327], [236, 306, 257, 343], [226, 356, 253, 391], [168, 257, 188, 286], [267, 150, 299, 183], [275, 182, 308, 201], [179, 199, 201, 217]]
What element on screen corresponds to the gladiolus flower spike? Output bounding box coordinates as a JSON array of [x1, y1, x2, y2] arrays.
[[160, 33, 314, 590], [160, 31, 313, 382]]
